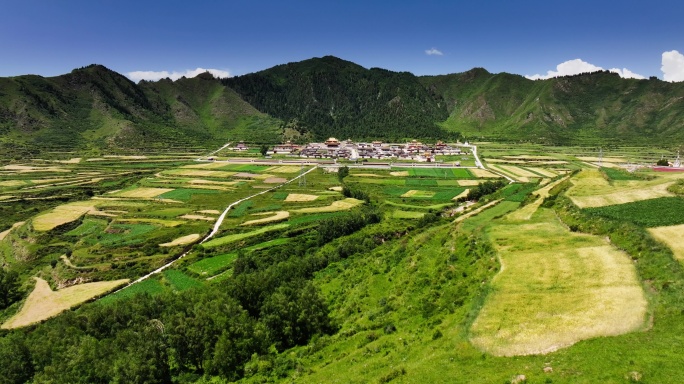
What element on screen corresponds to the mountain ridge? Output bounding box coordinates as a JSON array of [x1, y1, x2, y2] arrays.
[[1, 57, 683, 156]]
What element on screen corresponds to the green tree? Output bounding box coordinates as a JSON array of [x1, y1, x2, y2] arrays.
[[0, 334, 33, 384], [337, 166, 349, 182], [260, 145, 269, 156], [0, 268, 22, 309], [656, 158, 669, 166]]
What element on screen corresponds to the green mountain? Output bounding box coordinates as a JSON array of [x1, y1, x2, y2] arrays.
[[0, 65, 279, 156], [1, 57, 684, 155], [422, 68, 684, 145], [224, 56, 452, 141]]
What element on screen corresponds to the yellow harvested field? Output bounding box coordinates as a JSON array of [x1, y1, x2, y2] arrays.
[[165, 169, 236, 178], [577, 156, 626, 163], [55, 157, 81, 164], [390, 171, 410, 177], [233, 172, 273, 179], [353, 173, 385, 177], [2, 278, 129, 329], [33, 202, 95, 231], [182, 162, 231, 169], [285, 193, 319, 202], [469, 209, 646, 356], [0, 180, 28, 187], [160, 233, 201, 247], [0, 221, 25, 241], [293, 198, 364, 213], [0, 195, 15, 201], [486, 158, 525, 164], [469, 168, 500, 178], [648, 224, 684, 262], [452, 189, 470, 201], [266, 166, 302, 173], [498, 165, 541, 178], [526, 167, 557, 178], [3, 164, 71, 173], [264, 177, 287, 184], [242, 211, 290, 226], [328, 186, 343, 191], [567, 169, 675, 208], [401, 190, 435, 198], [458, 180, 482, 186], [113, 187, 174, 199], [197, 209, 221, 214], [179, 214, 216, 221], [187, 179, 239, 186]]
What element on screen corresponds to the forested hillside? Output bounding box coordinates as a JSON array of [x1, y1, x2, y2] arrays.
[[422, 68, 684, 145], [224, 56, 452, 141]]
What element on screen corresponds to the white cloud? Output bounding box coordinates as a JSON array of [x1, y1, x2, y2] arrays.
[[526, 59, 645, 80], [526, 59, 603, 80], [425, 48, 443, 56], [126, 67, 230, 82], [661, 50, 684, 82], [608, 67, 646, 79]]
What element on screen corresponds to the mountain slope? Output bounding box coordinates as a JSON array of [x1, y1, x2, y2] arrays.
[[0, 65, 280, 155], [421, 69, 684, 145], [224, 56, 452, 141]]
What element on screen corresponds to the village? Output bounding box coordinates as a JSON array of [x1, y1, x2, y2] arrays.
[[231, 138, 471, 162]]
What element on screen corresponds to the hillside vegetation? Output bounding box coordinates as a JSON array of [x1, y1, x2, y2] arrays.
[[2, 57, 684, 154]]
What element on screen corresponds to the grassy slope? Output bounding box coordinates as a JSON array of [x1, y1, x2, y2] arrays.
[[421, 69, 684, 146]]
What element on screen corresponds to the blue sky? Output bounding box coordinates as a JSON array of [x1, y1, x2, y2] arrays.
[[2, 0, 683, 81]]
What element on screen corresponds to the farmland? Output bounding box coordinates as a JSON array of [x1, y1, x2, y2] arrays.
[[2, 142, 684, 383]]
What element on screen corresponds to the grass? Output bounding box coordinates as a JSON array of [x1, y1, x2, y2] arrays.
[[460, 201, 520, 231], [99, 278, 165, 303], [383, 200, 454, 210], [201, 223, 290, 249], [584, 197, 684, 227], [469, 208, 647, 356], [65, 218, 107, 236], [187, 253, 238, 276], [602, 167, 642, 181], [2, 278, 129, 329], [163, 270, 201, 291], [158, 188, 218, 202], [244, 237, 290, 251], [99, 223, 158, 247], [392, 210, 425, 219], [228, 200, 253, 217]]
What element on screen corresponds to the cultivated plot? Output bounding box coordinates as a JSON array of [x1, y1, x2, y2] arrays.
[[2, 278, 129, 329], [470, 209, 647, 356]]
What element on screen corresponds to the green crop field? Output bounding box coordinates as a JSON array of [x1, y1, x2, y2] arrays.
[[602, 167, 642, 181], [159, 188, 219, 202], [163, 269, 201, 291], [584, 197, 684, 227], [201, 223, 290, 249], [188, 253, 238, 276]]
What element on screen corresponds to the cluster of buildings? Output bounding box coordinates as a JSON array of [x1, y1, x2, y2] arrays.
[[270, 138, 469, 162]]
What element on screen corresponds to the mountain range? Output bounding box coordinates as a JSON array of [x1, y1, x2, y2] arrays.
[[1, 56, 683, 156]]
